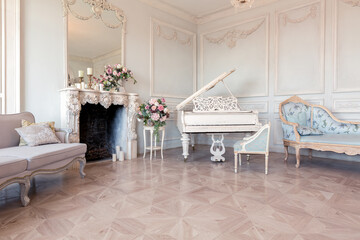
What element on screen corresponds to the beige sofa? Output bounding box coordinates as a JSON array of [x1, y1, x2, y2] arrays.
[[0, 112, 86, 206]]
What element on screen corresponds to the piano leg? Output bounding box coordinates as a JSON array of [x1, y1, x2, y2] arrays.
[[210, 134, 225, 162], [191, 134, 195, 151], [181, 133, 190, 161]]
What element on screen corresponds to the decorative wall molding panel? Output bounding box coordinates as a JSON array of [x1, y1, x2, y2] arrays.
[[274, 98, 324, 113], [150, 18, 196, 99], [200, 15, 269, 98], [204, 19, 265, 49], [275, 1, 325, 96], [333, 0, 360, 92], [60, 89, 139, 159], [333, 99, 360, 113], [239, 101, 268, 113], [273, 117, 283, 145]]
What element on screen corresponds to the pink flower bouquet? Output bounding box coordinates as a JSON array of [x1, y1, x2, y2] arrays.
[[93, 64, 136, 91], [137, 98, 169, 135]]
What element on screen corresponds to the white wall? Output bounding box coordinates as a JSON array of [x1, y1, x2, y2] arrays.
[[197, 0, 360, 162], [20, 0, 65, 124], [20, 0, 196, 153]]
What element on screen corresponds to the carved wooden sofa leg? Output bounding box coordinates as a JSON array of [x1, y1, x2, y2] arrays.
[[78, 157, 86, 178], [295, 147, 301, 168], [284, 145, 289, 161], [20, 176, 31, 207]]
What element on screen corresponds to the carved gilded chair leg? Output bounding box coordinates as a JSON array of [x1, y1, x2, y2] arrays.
[[309, 149, 312, 160], [20, 176, 31, 207], [234, 153, 238, 173], [284, 145, 289, 161], [265, 154, 268, 175], [78, 157, 86, 178], [295, 147, 300, 168]]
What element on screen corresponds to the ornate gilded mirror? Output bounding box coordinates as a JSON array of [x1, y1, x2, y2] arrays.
[[62, 0, 126, 87]]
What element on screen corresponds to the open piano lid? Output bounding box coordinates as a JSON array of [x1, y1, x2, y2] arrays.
[[176, 69, 236, 111]]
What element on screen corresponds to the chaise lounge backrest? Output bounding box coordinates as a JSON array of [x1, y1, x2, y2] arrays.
[[312, 107, 360, 134], [0, 112, 35, 149], [281, 101, 312, 127]]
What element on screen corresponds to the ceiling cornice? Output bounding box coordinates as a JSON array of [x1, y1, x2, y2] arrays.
[[139, 0, 281, 25]]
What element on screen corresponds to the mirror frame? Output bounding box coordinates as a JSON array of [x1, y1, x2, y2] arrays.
[[62, 2, 126, 88]]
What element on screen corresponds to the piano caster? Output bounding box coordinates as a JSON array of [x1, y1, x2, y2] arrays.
[[184, 157, 188, 162], [192, 146, 195, 151]]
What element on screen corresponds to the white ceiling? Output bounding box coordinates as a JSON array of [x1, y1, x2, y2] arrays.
[[139, 0, 280, 23], [158, 0, 232, 17]]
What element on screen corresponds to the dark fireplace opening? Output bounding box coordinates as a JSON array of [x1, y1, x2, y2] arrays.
[[80, 103, 126, 161]]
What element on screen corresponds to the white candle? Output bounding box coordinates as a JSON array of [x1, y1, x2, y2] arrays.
[[75, 83, 81, 89], [87, 68, 93, 75], [99, 84, 104, 91], [116, 146, 121, 159], [78, 70, 84, 78], [81, 82, 85, 89], [112, 154, 117, 162], [119, 151, 125, 162]]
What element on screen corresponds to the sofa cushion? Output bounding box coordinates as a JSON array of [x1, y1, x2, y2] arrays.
[[297, 126, 323, 136], [300, 134, 360, 146], [0, 156, 28, 179], [282, 102, 311, 127], [19, 119, 56, 146], [0, 112, 35, 149], [15, 124, 61, 147], [0, 143, 87, 170]]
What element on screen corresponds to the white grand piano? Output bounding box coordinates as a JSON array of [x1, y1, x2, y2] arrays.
[[176, 69, 262, 161]]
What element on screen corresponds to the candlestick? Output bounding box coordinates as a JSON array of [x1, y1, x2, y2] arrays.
[[116, 146, 121, 159], [87, 75, 93, 89], [119, 151, 125, 162], [78, 70, 84, 78]]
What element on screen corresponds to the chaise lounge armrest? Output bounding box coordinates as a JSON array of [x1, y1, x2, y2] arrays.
[[55, 128, 73, 143]]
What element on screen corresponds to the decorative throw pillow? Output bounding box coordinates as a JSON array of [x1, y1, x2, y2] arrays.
[[15, 124, 60, 147], [297, 125, 323, 136], [19, 120, 56, 146]]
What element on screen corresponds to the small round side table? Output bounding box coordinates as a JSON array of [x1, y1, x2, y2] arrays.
[[143, 126, 165, 160]]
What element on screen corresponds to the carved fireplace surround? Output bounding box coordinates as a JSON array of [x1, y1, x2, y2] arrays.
[[60, 88, 139, 160]]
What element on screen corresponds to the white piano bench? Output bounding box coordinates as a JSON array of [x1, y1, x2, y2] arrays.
[[143, 126, 165, 160]]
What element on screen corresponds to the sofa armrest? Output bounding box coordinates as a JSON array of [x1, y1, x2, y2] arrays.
[[279, 105, 301, 142], [55, 128, 72, 143]]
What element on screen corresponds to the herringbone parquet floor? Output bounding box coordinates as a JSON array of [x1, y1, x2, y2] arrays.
[[1, 146, 360, 240]]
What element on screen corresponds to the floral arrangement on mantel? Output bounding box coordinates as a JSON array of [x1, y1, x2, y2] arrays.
[[137, 98, 170, 136], [93, 64, 137, 91]]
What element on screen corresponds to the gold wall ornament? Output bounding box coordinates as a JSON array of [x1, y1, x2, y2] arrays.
[[62, 0, 126, 29], [204, 19, 265, 49], [340, 0, 360, 7], [282, 4, 318, 26], [154, 24, 192, 46]]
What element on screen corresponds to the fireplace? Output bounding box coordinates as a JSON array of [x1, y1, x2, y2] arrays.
[[60, 89, 139, 160], [80, 103, 127, 161]]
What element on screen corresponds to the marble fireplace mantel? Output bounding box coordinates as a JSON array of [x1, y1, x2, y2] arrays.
[[60, 88, 139, 160]]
